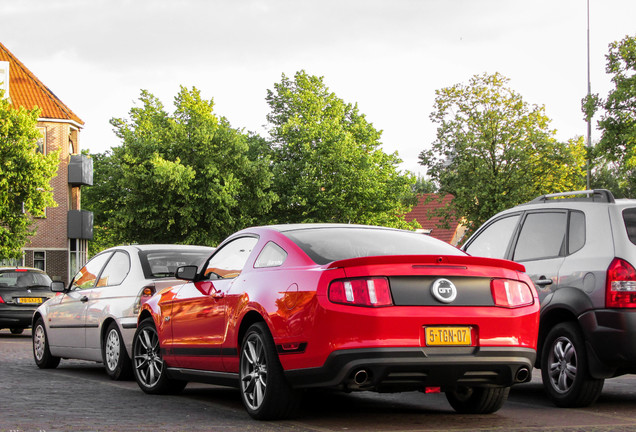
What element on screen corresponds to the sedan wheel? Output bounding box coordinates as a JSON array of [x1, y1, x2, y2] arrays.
[[103, 322, 132, 380], [239, 322, 300, 420], [132, 318, 186, 394], [32, 318, 60, 369], [541, 322, 604, 407]]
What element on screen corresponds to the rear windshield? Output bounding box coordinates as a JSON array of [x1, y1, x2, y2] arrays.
[[0, 270, 52, 289], [623, 208, 636, 245], [283, 227, 464, 265], [138, 248, 213, 278]]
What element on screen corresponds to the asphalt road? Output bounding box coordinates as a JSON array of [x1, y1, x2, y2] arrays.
[[4, 328, 636, 432]]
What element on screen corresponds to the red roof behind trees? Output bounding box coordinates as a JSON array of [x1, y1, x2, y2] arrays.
[[405, 194, 465, 245], [0, 42, 83, 125]]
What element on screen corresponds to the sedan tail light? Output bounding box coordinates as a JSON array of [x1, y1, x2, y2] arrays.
[[134, 284, 156, 313], [491, 279, 534, 308], [328, 277, 393, 307], [606, 258, 636, 308]]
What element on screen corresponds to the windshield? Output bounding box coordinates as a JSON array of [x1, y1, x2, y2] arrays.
[[283, 227, 465, 265], [0, 270, 52, 289]]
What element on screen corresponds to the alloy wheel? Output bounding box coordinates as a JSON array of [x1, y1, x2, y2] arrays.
[[33, 324, 46, 361], [240, 333, 268, 410], [547, 335, 578, 394], [134, 326, 163, 388], [105, 328, 121, 372]]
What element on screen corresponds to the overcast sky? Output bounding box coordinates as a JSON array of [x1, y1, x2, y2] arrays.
[[2, 0, 635, 175]]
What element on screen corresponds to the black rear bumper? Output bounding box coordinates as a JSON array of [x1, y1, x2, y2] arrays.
[[284, 347, 536, 391]]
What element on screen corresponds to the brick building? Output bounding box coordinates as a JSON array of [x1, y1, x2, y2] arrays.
[[0, 43, 92, 284], [404, 193, 466, 246]]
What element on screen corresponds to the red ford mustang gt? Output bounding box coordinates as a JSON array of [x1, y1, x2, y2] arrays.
[[133, 224, 539, 419]]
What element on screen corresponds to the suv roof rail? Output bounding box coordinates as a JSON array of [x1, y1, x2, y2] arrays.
[[529, 189, 615, 204]]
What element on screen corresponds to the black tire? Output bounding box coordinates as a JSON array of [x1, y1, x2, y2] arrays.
[[541, 322, 604, 407], [132, 318, 186, 394], [446, 386, 510, 414], [10, 328, 24, 335], [32, 318, 60, 369], [239, 322, 301, 420], [103, 322, 133, 380]]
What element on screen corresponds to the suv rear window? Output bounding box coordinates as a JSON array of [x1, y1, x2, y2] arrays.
[[623, 208, 636, 245]]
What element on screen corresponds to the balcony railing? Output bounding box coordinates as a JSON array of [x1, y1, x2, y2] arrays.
[[68, 154, 93, 186], [67, 210, 93, 240]]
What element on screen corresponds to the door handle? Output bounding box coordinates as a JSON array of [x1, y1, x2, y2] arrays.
[[535, 277, 553, 286], [80, 296, 89, 302]]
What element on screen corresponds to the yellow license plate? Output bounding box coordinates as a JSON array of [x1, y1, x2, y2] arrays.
[[425, 326, 472, 346], [17, 297, 43, 304]]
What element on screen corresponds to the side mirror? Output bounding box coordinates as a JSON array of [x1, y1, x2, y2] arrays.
[[175, 265, 198, 281], [51, 281, 66, 292]]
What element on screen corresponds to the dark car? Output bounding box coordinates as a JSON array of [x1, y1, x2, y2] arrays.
[[0, 267, 54, 334]]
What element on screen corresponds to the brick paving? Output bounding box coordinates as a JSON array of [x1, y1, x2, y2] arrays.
[[5, 329, 636, 432]]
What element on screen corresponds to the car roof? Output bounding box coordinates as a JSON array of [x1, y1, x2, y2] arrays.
[[252, 223, 408, 233]]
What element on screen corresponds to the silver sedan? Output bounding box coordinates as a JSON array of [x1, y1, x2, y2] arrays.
[[32, 244, 213, 379]]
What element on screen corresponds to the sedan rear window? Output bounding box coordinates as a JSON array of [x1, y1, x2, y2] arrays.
[[283, 227, 464, 265], [0, 270, 52, 289]]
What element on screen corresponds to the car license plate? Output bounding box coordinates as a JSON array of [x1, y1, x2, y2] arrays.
[[425, 326, 472, 346], [17, 297, 43, 304]]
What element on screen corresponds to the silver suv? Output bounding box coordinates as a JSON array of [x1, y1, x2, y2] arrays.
[[463, 189, 636, 407]]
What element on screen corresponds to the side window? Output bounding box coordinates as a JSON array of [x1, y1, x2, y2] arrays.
[[205, 237, 258, 279], [465, 215, 520, 259], [568, 211, 586, 254], [96, 251, 130, 287], [514, 212, 567, 262], [254, 242, 288, 268], [71, 252, 113, 290]]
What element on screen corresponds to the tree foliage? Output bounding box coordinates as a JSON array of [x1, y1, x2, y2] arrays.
[[83, 87, 276, 247], [420, 73, 586, 234], [266, 71, 418, 229], [583, 34, 636, 197], [0, 92, 58, 259]]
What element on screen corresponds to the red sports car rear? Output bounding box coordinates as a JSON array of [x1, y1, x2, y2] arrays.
[[133, 224, 539, 420]]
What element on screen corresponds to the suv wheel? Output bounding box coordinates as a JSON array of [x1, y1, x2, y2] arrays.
[[541, 322, 604, 407]]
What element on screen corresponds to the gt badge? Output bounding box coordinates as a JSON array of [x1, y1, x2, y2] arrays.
[[431, 278, 457, 304]]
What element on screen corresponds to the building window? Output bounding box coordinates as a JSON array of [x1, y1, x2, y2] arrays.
[[34, 251, 45, 271], [36, 127, 46, 154], [69, 238, 89, 280]]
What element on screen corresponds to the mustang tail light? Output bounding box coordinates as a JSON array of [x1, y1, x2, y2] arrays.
[[0, 295, 4, 304], [491, 279, 534, 308], [328, 277, 392, 307], [606, 258, 636, 308]]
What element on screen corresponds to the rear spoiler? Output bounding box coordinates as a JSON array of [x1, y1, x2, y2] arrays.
[[326, 255, 526, 273]]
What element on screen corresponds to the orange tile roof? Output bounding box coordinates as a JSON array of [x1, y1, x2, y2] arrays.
[[405, 193, 461, 244], [0, 42, 83, 125]]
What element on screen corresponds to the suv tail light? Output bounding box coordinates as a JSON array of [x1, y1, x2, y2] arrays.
[[328, 277, 392, 307], [606, 258, 636, 308], [491, 279, 534, 308]]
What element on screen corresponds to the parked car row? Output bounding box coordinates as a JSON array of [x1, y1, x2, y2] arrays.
[[30, 224, 540, 420], [26, 189, 636, 420]]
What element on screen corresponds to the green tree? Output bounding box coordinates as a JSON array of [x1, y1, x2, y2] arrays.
[[413, 174, 437, 194], [0, 92, 58, 259], [266, 71, 418, 229], [84, 87, 276, 247], [583, 34, 636, 197], [420, 73, 586, 235]]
